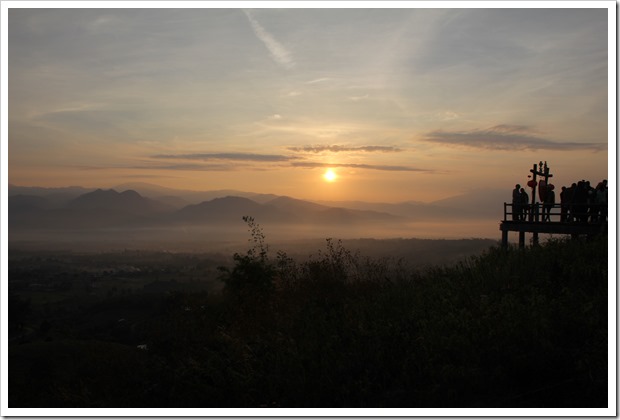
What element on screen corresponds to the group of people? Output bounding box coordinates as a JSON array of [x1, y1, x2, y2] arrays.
[[511, 179, 607, 223], [559, 179, 608, 223]]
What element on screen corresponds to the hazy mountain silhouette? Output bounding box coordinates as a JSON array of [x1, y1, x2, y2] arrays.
[[9, 194, 51, 212], [69, 189, 172, 213], [429, 188, 507, 219], [10, 189, 175, 229], [172, 196, 289, 224], [8, 184, 93, 197], [315, 189, 509, 221], [113, 182, 274, 205], [9, 195, 52, 228], [153, 195, 192, 210], [9, 184, 96, 208], [9, 183, 506, 240], [264, 196, 400, 225], [266, 196, 331, 214]]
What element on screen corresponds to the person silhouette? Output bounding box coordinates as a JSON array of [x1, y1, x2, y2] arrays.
[[520, 188, 529, 221], [543, 186, 555, 222], [560, 186, 568, 222], [512, 184, 521, 221]]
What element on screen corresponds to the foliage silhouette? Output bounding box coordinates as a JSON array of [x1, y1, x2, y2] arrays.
[[218, 216, 275, 299], [8, 221, 608, 408]]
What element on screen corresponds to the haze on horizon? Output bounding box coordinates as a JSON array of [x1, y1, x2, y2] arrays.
[[7, 3, 611, 204]]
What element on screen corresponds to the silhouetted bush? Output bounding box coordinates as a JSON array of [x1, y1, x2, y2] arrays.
[[218, 216, 275, 299]]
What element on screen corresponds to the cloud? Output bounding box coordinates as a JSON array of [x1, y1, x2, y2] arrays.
[[147, 151, 428, 173], [305, 78, 330, 84], [151, 152, 296, 162], [243, 10, 295, 70], [142, 163, 237, 171], [349, 94, 369, 101], [288, 145, 403, 153], [422, 125, 606, 152], [74, 162, 238, 172], [291, 161, 431, 172]]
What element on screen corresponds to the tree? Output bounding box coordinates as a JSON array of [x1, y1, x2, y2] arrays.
[[218, 216, 274, 297]]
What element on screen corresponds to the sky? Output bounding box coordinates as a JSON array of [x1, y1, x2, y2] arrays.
[[5, 2, 612, 203]]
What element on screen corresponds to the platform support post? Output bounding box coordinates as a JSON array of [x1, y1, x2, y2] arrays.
[[518, 231, 525, 248]]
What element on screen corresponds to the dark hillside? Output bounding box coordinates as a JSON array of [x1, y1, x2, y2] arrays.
[[8, 234, 608, 408]]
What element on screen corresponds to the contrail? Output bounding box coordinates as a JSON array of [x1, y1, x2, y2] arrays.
[[243, 9, 295, 70]]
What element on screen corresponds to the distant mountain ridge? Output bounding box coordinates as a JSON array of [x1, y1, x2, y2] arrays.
[[69, 189, 172, 213], [9, 188, 404, 230], [9, 183, 506, 233]]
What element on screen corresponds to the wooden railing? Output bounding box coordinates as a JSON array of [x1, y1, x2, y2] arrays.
[[503, 202, 607, 224]]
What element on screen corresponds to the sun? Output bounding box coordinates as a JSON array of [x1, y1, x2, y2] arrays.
[[323, 168, 337, 182]]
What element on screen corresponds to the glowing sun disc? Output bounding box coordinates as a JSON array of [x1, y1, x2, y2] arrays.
[[323, 169, 337, 182]]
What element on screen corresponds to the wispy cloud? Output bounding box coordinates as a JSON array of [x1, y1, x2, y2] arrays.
[[422, 125, 606, 152], [289, 145, 403, 153], [142, 163, 238, 171], [243, 10, 295, 70], [151, 152, 296, 162], [305, 78, 330, 85], [348, 94, 369, 101], [291, 161, 431, 172], [149, 151, 427, 173]]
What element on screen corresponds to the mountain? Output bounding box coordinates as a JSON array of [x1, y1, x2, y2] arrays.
[[264, 196, 400, 225], [173, 196, 291, 224], [9, 194, 51, 212], [113, 182, 266, 205], [8, 185, 96, 208], [8, 184, 93, 197], [9, 183, 506, 244], [69, 189, 172, 214], [153, 195, 191, 210], [9, 189, 175, 229], [315, 189, 510, 221], [429, 188, 508, 219], [8, 195, 52, 227], [266, 196, 331, 214]]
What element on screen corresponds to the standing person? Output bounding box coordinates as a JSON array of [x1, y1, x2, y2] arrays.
[[574, 181, 588, 223], [512, 184, 521, 221], [520, 187, 529, 221], [594, 180, 608, 222], [566, 183, 577, 222], [560, 186, 568, 222], [543, 186, 555, 222]]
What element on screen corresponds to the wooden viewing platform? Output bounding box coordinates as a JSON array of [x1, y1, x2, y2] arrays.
[[500, 202, 607, 248]]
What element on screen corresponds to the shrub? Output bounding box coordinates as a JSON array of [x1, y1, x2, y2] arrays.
[[218, 216, 275, 298]]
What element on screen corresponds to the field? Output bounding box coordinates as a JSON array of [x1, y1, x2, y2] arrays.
[[7, 227, 608, 408]]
